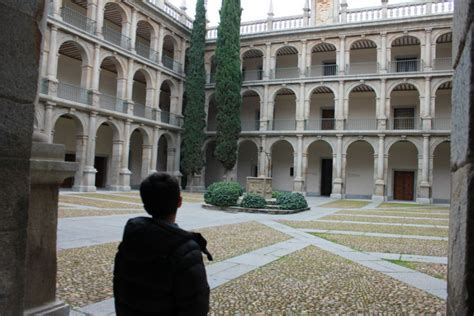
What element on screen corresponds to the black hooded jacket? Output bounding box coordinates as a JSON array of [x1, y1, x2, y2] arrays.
[[113, 216, 212, 315]]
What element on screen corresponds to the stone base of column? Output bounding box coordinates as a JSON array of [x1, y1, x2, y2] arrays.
[[418, 182, 432, 204], [331, 178, 343, 199], [24, 300, 70, 316], [109, 185, 131, 192], [82, 167, 97, 192], [374, 180, 385, 197], [372, 195, 385, 202], [293, 178, 304, 192], [119, 168, 132, 189], [188, 174, 205, 192], [72, 185, 96, 192]]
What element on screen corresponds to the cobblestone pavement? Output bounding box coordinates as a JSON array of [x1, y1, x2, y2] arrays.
[[209, 246, 446, 315], [340, 209, 449, 218], [57, 221, 290, 308], [59, 195, 142, 209], [411, 262, 447, 280], [314, 233, 448, 257], [318, 200, 371, 208], [281, 220, 448, 237]]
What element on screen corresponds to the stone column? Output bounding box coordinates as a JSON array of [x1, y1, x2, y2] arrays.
[[0, 1, 43, 312], [300, 40, 307, 77], [448, 2, 474, 312], [44, 102, 54, 143], [87, 0, 97, 22], [141, 144, 152, 179], [173, 133, 183, 182], [336, 80, 345, 130], [72, 134, 88, 191], [378, 79, 387, 130], [424, 28, 432, 71], [46, 26, 59, 96], [91, 44, 101, 107], [150, 127, 160, 173], [339, 36, 345, 75], [95, 0, 104, 37], [331, 134, 343, 199], [157, 26, 165, 65], [260, 84, 269, 130], [417, 134, 431, 203], [263, 43, 271, 80], [422, 76, 432, 130], [380, 32, 387, 73], [258, 135, 268, 177], [119, 120, 131, 190], [373, 134, 385, 201], [293, 135, 304, 192], [24, 141, 77, 316], [296, 83, 305, 130], [82, 112, 97, 191], [129, 8, 138, 52]]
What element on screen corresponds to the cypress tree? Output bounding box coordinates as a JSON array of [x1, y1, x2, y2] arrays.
[[214, 0, 242, 172], [181, 0, 207, 178]]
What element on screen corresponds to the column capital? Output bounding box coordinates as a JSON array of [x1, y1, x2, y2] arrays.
[[425, 27, 433, 33], [50, 25, 58, 31], [380, 31, 387, 37]]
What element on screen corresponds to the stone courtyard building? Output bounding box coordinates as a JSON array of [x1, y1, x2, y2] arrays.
[[35, 0, 453, 203]]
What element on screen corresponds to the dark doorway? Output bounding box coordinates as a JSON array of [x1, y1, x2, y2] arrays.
[[321, 109, 335, 130], [61, 153, 76, 188], [320, 158, 333, 196], [393, 171, 415, 201], [94, 156, 107, 188]]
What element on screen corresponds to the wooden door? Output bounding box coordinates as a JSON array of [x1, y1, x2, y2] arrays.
[[393, 171, 415, 201], [320, 159, 333, 196]]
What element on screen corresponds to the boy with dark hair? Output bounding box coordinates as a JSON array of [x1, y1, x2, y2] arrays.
[[113, 173, 212, 315]]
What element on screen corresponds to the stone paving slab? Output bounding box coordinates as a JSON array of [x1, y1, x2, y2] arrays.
[[299, 228, 449, 241], [315, 219, 448, 228], [368, 252, 448, 264]]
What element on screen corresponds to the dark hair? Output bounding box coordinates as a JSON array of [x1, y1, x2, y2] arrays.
[[140, 173, 180, 218]]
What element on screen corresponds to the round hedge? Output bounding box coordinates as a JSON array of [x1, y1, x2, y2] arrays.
[[240, 193, 267, 209], [274, 191, 291, 204], [204, 181, 242, 207], [278, 193, 308, 210]]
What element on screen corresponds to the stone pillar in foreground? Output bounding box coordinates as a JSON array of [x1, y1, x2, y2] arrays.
[[448, 1, 474, 314], [0, 0, 44, 314], [24, 137, 77, 316]]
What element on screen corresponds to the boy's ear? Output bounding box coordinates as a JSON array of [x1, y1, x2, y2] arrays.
[[177, 195, 182, 208]]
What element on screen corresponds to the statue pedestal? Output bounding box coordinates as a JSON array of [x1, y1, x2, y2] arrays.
[[246, 177, 272, 199]]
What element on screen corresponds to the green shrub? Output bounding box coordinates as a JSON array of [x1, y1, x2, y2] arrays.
[[204, 181, 241, 207], [274, 191, 291, 204], [240, 194, 267, 209], [278, 193, 308, 210]]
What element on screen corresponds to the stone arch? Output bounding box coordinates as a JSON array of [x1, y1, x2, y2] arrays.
[[95, 118, 122, 140], [56, 36, 92, 67], [343, 138, 377, 154], [129, 126, 152, 146], [237, 139, 259, 186], [304, 138, 335, 154], [389, 34, 422, 48], [432, 78, 453, 96], [241, 47, 265, 59], [242, 88, 263, 100], [270, 139, 295, 192], [349, 38, 378, 49], [431, 138, 451, 157], [385, 137, 422, 156], [132, 67, 154, 89], [344, 81, 379, 99], [52, 112, 86, 136], [99, 53, 126, 79], [162, 34, 179, 59], [238, 137, 260, 148], [387, 80, 422, 96], [344, 140, 376, 199], [268, 138, 297, 153], [271, 86, 298, 101], [103, 0, 130, 24], [306, 84, 337, 100]]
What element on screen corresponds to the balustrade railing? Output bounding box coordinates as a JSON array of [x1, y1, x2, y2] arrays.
[[273, 67, 300, 79], [103, 25, 131, 50], [61, 6, 95, 34], [136, 42, 159, 63], [133, 102, 156, 120], [345, 118, 377, 130], [305, 119, 335, 130], [389, 59, 421, 73], [432, 117, 451, 130], [100, 94, 126, 113], [242, 69, 263, 81], [346, 62, 379, 75], [390, 117, 419, 130], [162, 55, 183, 73], [160, 111, 183, 127], [57, 82, 91, 105], [433, 58, 452, 71], [346, 7, 383, 22], [308, 64, 338, 77], [241, 120, 260, 131], [270, 119, 296, 131], [40, 79, 48, 94], [273, 15, 304, 30]]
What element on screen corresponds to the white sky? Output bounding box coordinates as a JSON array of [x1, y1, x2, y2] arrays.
[[170, 0, 413, 26]]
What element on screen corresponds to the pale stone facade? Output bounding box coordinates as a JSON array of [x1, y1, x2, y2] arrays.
[[36, 0, 453, 203], [203, 0, 454, 203]]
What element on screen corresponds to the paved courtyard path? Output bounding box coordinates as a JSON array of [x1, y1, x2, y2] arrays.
[[57, 192, 448, 315]]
